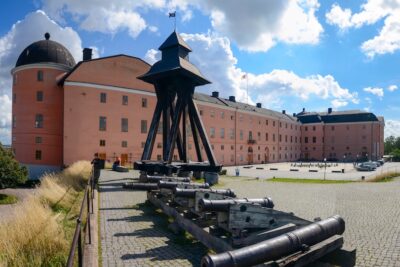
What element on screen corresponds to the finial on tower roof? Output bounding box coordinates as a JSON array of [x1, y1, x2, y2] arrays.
[[44, 32, 50, 40]]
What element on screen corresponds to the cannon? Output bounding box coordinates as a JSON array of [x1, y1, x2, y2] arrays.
[[145, 175, 190, 183], [158, 180, 209, 190], [202, 215, 345, 267], [199, 198, 274, 212], [173, 188, 236, 198], [123, 182, 158, 191]]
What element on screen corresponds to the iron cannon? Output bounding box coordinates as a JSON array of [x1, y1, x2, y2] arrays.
[[158, 180, 209, 190], [201, 215, 345, 267], [145, 175, 190, 183], [173, 188, 236, 198], [123, 182, 158, 191], [199, 197, 274, 212]]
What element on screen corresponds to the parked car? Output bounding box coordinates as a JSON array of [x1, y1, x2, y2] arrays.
[[377, 159, 384, 166], [356, 162, 376, 171]]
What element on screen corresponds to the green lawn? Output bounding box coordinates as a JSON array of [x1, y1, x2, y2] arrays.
[[266, 178, 354, 184], [0, 193, 18, 205]]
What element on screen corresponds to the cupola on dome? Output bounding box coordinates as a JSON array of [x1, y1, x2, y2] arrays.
[[15, 33, 76, 68]]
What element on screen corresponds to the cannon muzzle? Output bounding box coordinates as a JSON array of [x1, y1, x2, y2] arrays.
[[158, 180, 210, 189], [173, 188, 236, 198], [201, 215, 345, 267], [198, 197, 274, 212]]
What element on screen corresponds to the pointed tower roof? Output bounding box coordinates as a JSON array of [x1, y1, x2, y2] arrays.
[[138, 31, 209, 86], [159, 31, 192, 52]]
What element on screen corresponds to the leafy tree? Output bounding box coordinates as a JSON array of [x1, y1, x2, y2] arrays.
[[390, 148, 400, 161], [0, 142, 28, 188]]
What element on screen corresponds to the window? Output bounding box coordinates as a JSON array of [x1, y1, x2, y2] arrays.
[[157, 155, 162, 160], [100, 140, 106, 146], [122, 95, 128, 105], [99, 116, 106, 131], [157, 121, 163, 134], [12, 116, 16, 128], [12, 93, 16, 103], [36, 91, 43, 102], [305, 126, 308, 131], [210, 127, 215, 138], [13, 74, 17, 85], [229, 129, 234, 139], [285, 135, 287, 142], [239, 115, 243, 122], [35, 150, 42, 160], [220, 128, 225, 138], [100, 92, 107, 103], [200, 110, 203, 116], [280, 122, 282, 128], [35, 136, 42, 144], [210, 110, 215, 118], [221, 145, 224, 150], [279, 134, 282, 142], [230, 115, 234, 120], [221, 112, 224, 119], [258, 132, 261, 141], [266, 120, 269, 125], [157, 143, 162, 148], [305, 137, 309, 143], [273, 134, 275, 142], [290, 136, 293, 143], [121, 118, 128, 132], [141, 120, 147, 133], [37, 70, 43, 81], [346, 125, 350, 130], [142, 98, 147, 107], [231, 145, 234, 150], [141, 142, 145, 148], [313, 137, 316, 143], [285, 123, 288, 129], [240, 130, 243, 140], [313, 126, 316, 131], [173, 155, 178, 161], [249, 131, 253, 140], [266, 133, 268, 141], [122, 141, 128, 147], [331, 126, 335, 131], [35, 114, 43, 128], [273, 121, 275, 127]]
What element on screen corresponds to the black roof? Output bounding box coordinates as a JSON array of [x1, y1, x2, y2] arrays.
[[297, 110, 380, 123], [159, 31, 192, 51], [15, 33, 75, 68], [138, 31, 209, 86]]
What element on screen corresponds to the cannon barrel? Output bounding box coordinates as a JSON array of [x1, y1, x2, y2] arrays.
[[198, 197, 274, 212], [158, 180, 210, 189], [201, 215, 345, 267], [145, 175, 190, 183], [173, 188, 236, 198], [123, 182, 158, 191]]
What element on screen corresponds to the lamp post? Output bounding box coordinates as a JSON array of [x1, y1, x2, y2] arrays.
[[366, 153, 369, 161], [343, 155, 346, 169], [324, 158, 327, 180]]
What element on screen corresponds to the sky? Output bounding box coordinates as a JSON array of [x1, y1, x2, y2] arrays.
[[0, 0, 400, 145]]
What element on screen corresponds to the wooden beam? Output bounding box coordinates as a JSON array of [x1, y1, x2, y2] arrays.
[[188, 109, 203, 162], [141, 101, 162, 160], [169, 102, 184, 162], [167, 97, 185, 163]]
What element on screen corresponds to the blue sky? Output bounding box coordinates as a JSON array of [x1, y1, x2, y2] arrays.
[[1, 0, 400, 144]]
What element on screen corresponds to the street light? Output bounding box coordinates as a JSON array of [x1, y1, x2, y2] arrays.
[[324, 158, 327, 180], [343, 155, 346, 169]]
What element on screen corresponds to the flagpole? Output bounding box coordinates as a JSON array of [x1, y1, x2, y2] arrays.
[[246, 74, 249, 104]]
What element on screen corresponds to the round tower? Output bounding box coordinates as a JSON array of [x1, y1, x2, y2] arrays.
[[11, 33, 76, 178]]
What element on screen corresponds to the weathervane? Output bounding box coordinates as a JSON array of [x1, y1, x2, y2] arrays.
[[169, 11, 176, 30]]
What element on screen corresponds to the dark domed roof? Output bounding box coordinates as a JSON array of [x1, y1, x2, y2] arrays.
[[15, 33, 76, 68]]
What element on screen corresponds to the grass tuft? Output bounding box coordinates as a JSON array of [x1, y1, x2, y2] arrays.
[[0, 160, 92, 266], [368, 172, 400, 182], [0, 194, 18, 205]]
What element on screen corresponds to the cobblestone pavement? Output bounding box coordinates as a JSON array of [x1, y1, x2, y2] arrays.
[[100, 169, 400, 267], [99, 170, 206, 267], [220, 176, 400, 267]]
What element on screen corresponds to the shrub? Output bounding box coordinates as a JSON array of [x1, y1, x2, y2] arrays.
[[0, 142, 28, 188], [218, 169, 227, 175]]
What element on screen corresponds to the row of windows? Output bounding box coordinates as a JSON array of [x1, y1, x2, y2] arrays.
[[304, 135, 368, 143], [99, 139, 128, 147], [304, 125, 367, 131], [99, 117, 147, 133], [200, 109, 299, 130], [100, 92, 148, 107], [14, 70, 45, 83], [208, 127, 300, 143], [13, 91, 44, 104]]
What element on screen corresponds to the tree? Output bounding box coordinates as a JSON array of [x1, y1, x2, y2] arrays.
[[0, 143, 28, 188], [384, 135, 400, 155], [390, 148, 400, 161]]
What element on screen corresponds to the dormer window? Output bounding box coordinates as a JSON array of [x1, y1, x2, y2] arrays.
[[37, 70, 43, 81]]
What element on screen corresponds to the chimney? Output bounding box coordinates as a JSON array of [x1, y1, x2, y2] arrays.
[[328, 107, 332, 114], [302, 108, 305, 112], [83, 48, 93, 61], [282, 110, 286, 114], [293, 113, 296, 117], [256, 103, 262, 108], [211, 91, 219, 97], [229, 96, 236, 102]]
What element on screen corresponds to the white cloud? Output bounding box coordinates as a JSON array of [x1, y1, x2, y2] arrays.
[[144, 49, 160, 64], [147, 32, 358, 109], [41, 0, 166, 38], [0, 10, 93, 144], [388, 85, 398, 92], [385, 119, 400, 138], [326, 1, 400, 58], [363, 87, 384, 98], [200, 0, 323, 52]]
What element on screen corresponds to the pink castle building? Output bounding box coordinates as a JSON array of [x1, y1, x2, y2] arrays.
[[11, 33, 384, 178]]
